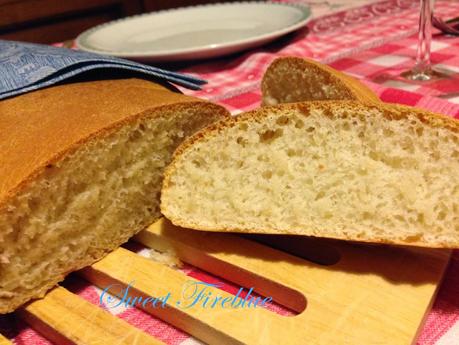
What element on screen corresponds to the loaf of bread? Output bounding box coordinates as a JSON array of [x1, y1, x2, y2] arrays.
[[261, 57, 380, 105], [161, 101, 459, 248], [0, 78, 229, 313]]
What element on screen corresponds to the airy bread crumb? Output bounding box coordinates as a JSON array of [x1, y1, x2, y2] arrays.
[[161, 101, 459, 248]]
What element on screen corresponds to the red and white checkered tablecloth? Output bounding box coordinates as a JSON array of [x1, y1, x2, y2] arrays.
[[3, 1, 459, 344], [180, 0, 459, 107]]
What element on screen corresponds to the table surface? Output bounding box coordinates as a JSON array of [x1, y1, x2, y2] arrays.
[[2, 0, 459, 344]]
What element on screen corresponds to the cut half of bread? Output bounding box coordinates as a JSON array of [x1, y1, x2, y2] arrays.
[[0, 79, 229, 313], [161, 101, 459, 248], [261, 57, 380, 105]]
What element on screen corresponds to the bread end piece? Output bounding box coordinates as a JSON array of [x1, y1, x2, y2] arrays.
[[261, 57, 380, 106]]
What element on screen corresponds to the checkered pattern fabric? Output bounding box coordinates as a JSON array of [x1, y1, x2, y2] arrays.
[[180, 0, 459, 106], [3, 1, 459, 344]]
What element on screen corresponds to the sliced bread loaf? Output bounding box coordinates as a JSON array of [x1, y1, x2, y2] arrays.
[[0, 78, 229, 313], [161, 101, 459, 248], [261, 57, 380, 105]]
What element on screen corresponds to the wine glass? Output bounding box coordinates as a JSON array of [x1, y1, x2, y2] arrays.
[[400, 0, 448, 81], [372, 0, 457, 86]]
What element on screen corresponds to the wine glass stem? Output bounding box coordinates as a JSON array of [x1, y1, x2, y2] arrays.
[[413, 0, 433, 75]]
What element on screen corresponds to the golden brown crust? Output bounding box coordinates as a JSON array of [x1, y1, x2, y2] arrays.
[[261, 56, 381, 104], [0, 79, 229, 210], [166, 101, 458, 163], [162, 100, 459, 248], [0, 78, 230, 314]]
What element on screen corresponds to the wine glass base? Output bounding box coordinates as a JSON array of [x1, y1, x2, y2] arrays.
[[372, 66, 457, 86], [400, 68, 450, 82]]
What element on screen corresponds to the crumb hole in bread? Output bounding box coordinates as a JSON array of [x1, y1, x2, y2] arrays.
[[258, 128, 283, 143], [262, 171, 273, 179], [129, 129, 144, 141], [358, 167, 368, 176], [295, 119, 304, 129], [315, 191, 325, 200], [239, 123, 248, 131], [236, 136, 248, 147], [431, 151, 440, 160], [287, 148, 296, 157], [362, 211, 372, 220], [438, 211, 447, 221], [276, 116, 290, 126], [323, 109, 333, 118], [401, 137, 415, 153], [368, 151, 379, 161], [192, 159, 202, 168], [394, 215, 404, 222], [383, 128, 394, 137], [439, 134, 450, 145]]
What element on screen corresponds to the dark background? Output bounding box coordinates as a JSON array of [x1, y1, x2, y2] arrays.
[[0, 0, 241, 43]]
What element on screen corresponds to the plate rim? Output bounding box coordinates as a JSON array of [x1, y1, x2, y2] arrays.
[[75, 1, 311, 58]]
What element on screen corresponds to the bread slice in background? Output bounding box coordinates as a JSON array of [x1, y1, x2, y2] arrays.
[[261, 57, 380, 105], [161, 101, 459, 248], [0, 79, 229, 314]]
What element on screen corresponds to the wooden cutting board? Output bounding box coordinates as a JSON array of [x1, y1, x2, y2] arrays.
[[13, 218, 451, 345]]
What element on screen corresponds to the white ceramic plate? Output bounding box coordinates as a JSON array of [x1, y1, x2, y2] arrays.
[[75, 2, 311, 62]]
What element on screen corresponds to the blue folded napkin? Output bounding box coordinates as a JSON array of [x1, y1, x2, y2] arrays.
[[0, 40, 206, 100]]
